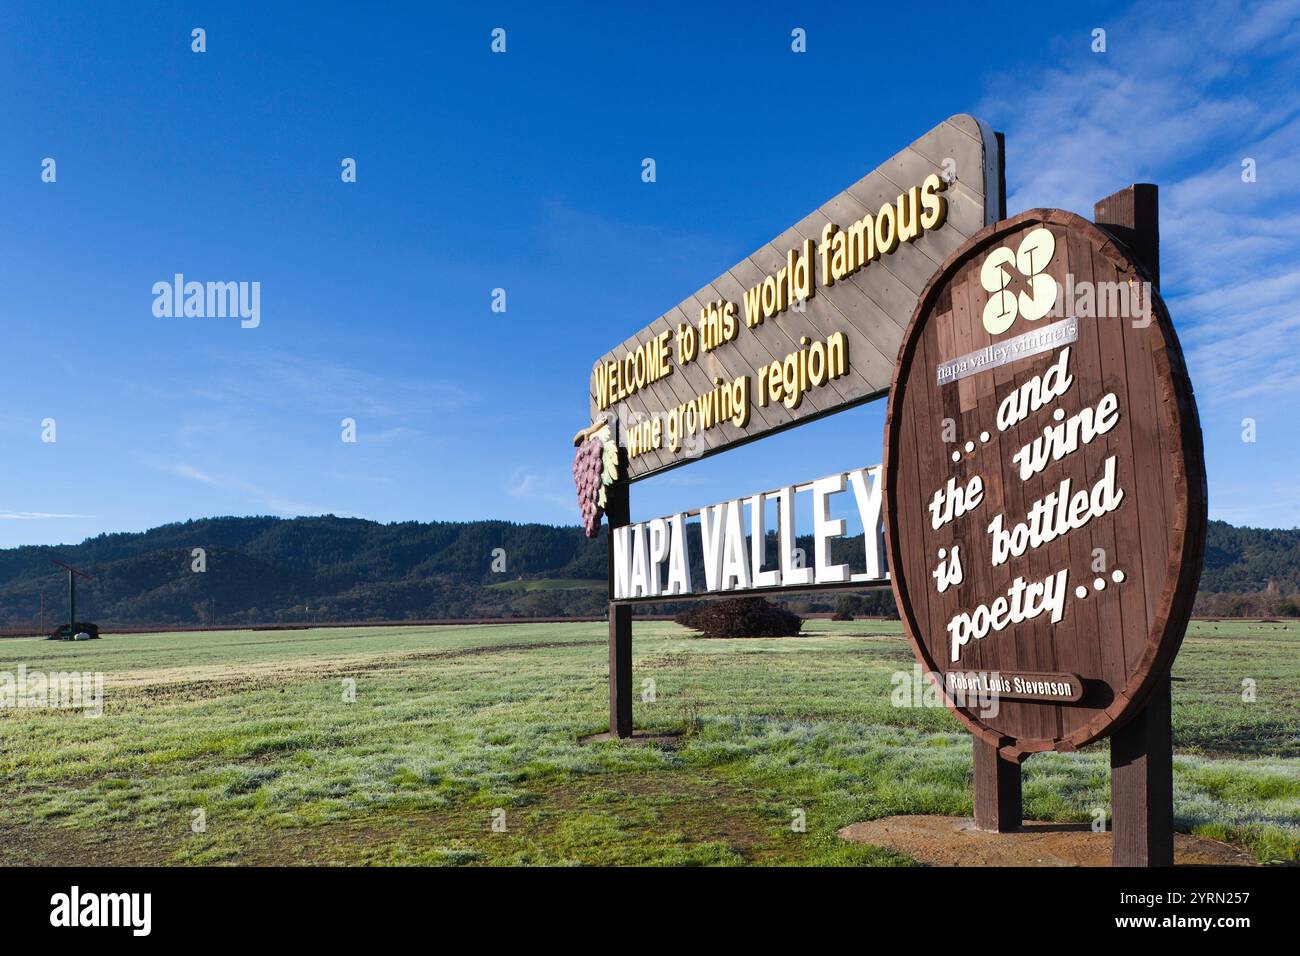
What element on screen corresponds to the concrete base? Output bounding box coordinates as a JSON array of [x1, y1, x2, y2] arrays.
[[838, 815, 1256, 867]]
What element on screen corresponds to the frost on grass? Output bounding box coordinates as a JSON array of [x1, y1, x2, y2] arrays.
[[0, 621, 1296, 864]]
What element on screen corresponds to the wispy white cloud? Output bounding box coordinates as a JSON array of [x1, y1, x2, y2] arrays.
[[506, 470, 574, 515], [210, 350, 470, 419], [124, 349, 470, 426], [978, 0, 1300, 527], [980, 0, 1300, 408], [169, 463, 222, 487], [0, 511, 94, 520], [157, 460, 341, 518]]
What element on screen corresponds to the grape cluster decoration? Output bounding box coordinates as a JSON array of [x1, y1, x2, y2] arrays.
[[573, 424, 618, 537]]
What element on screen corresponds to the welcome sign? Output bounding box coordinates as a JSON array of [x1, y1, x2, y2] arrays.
[[580, 118, 1205, 866], [590, 115, 1004, 481]]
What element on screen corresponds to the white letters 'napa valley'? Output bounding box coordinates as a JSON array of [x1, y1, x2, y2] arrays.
[[611, 465, 889, 600]]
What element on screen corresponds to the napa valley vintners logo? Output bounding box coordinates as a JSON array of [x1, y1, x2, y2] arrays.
[[151, 273, 261, 328], [0, 666, 103, 717], [978, 227, 1153, 334], [50, 886, 151, 936], [980, 227, 1059, 333]]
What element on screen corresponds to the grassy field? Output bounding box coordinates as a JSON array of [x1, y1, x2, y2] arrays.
[[0, 619, 1295, 866]]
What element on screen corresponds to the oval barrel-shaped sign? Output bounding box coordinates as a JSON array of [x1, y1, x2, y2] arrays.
[[883, 209, 1206, 758]]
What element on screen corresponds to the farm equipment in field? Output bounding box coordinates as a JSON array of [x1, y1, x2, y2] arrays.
[[46, 560, 99, 641], [48, 621, 101, 641]]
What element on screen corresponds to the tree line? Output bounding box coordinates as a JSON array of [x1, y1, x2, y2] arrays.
[[0, 516, 1293, 629]]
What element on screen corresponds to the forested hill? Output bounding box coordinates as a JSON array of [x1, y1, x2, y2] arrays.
[[0, 516, 610, 627], [0, 516, 1296, 628], [1197, 521, 1300, 615]]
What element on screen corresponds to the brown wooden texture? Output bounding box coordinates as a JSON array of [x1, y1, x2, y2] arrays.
[[883, 208, 1206, 759], [1097, 183, 1176, 867], [605, 450, 633, 738], [608, 603, 632, 739], [1111, 675, 1174, 865], [590, 115, 1002, 482], [973, 737, 1022, 832]]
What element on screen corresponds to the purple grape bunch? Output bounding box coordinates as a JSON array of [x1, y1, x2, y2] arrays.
[[573, 425, 616, 537]]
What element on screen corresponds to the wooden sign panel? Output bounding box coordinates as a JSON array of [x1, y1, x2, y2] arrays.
[[883, 209, 1206, 759], [591, 114, 1004, 482]]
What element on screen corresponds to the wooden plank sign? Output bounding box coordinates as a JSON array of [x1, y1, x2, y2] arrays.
[[883, 209, 1206, 759], [590, 115, 1004, 482]]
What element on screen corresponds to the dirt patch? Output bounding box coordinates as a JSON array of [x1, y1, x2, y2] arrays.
[[112, 640, 607, 705], [0, 822, 178, 866], [838, 815, 1258, 866]]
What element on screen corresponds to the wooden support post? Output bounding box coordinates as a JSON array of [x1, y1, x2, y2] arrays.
[[965, 146, 1016, 832], [973, 739, 1022, 832], [1095, 183, 1173, 867], [605, 457, 633, 739], [966, 144, 1016, 833], [1094, 183, 1159, 287], [1110, 676, 1174, 866]]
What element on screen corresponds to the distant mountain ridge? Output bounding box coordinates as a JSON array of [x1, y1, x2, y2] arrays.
[[0, 516, 1295, 628], [0, 516, 609, 627]]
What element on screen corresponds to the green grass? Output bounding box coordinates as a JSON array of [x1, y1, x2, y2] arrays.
[[0, 619, 1295, 865]]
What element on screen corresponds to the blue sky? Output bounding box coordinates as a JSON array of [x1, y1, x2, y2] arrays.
[[2, 0, 1298, 548]]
